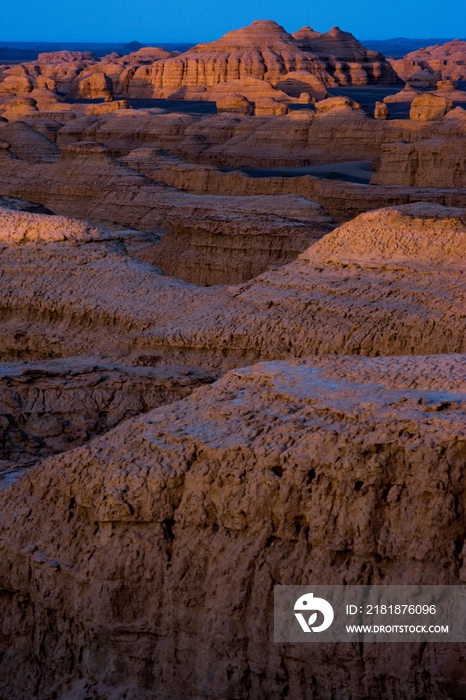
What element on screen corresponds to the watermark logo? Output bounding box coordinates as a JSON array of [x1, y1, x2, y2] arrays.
[[294, 592, 334, 633]]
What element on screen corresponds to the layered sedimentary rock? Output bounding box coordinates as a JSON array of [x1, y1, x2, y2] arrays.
[[0, 22, 465, 700], [51, 104, 466, 174], [409, 93, 454, 121], [0, 120, 60, 162], [151, 198, 333, 284], [383, 84, 421, 103], [55, 107, 378, 166], [2, 119, 464, 227], [1, 353, 466, 699], [76, 71, 114, 99], [372, 109, 466, 187], [121, 146, 466, 220], [0, 143, 333, 247], [126, 20, 398, 99], [0, 46, 169, 102], [0, 191, 465, 699], [0, 203, 465, 366], [293, 25, 396, 85], [391, 39, 466, 83], [0, 356, 213, 472], [0, 20, 398, 108], [0, 21, 397, 106]]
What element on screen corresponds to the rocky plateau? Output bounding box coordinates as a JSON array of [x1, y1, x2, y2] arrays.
[[0, 19, 465, 700]]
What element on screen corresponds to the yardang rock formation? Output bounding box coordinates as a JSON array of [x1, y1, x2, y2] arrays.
[[0, 18, 465, 700]]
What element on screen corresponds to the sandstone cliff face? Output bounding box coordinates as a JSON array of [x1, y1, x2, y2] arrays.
[[373, 137, 466, 188], [372, 109, 466, 188], [152, 203, 466, 364], [0, 48, 166, 101], [0, 145, 337, 289], [150, 197, 333, 285], [122, 146, 466, 221], [51, 104, 466, 176], [76, 71, 114, 99], [1, 108, 466, 227], [1, 353, 466, 699], [409, 93, 454, 121], [293, 25, 396, 85]]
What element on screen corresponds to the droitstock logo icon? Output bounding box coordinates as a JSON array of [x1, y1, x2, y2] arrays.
[[294, 592, 334, 633]]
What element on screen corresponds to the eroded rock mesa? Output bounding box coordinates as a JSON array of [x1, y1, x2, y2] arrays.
[[391, 39, 466, 84], [0, 20, 398, 109]]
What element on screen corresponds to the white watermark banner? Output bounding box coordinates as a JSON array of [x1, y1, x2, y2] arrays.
[[274, 585, 466, 643]]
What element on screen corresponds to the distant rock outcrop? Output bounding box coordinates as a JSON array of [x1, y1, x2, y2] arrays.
[[37, 50, 97, 64], [383, 84, 421, 103], [293, 25, 395, 84], [0, 21, 399, 108], [390, 39, 466, 83], [76, 71, 114, 99], [374, 101, 389, 119], [125, 20, 398, 99]]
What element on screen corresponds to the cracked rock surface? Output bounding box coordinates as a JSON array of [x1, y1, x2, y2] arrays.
[[1, 354, 466, 699]]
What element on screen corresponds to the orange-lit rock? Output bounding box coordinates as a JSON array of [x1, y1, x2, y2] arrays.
[[409, 93, 453, 120], [216, 93, 254, 114], [391, 39, 466, 83], [383, 84, 421, 103], [374, 101, 389, 119]]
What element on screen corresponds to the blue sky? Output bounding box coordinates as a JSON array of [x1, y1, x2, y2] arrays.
[[2, 0, 465, 42]]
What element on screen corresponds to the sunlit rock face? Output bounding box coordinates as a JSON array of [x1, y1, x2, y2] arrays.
[[126, 20, 398, 99], [0, 203, 464, 367], [391, 39, 466, 84], [0, 19, 397, 105]]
